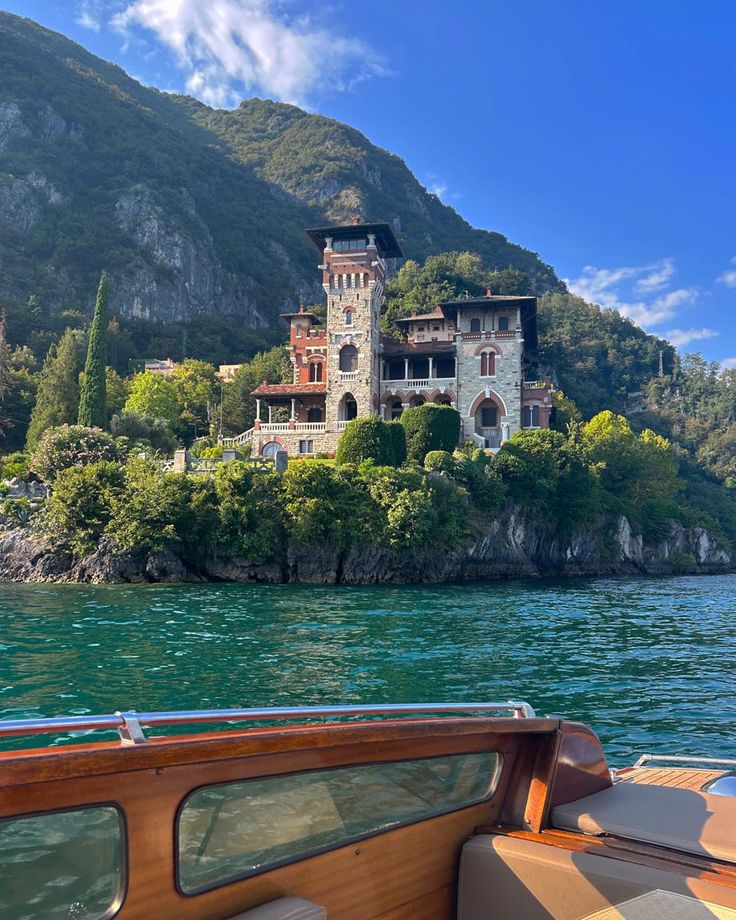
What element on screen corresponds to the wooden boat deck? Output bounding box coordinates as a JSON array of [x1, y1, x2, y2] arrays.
[[618, 766, 726, 790]]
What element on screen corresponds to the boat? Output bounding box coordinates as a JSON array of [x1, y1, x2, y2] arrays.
[[1, 701, 735, 919]]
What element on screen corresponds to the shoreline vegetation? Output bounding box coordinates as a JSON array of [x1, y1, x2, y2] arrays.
[[2, 260, 736, 587], [0, 407, 732, 585]]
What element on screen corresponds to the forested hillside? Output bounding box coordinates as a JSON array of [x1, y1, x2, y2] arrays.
[[0, 12, 559, 326]]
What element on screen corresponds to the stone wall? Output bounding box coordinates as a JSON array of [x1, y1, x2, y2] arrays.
[[456, 332, 523, 442]]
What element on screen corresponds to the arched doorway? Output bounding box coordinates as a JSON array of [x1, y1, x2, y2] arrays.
[[409, 395, 425, 408], [389, 399, 403, 420], [435, 395, 452, 407], [474, 398, 501, 448]]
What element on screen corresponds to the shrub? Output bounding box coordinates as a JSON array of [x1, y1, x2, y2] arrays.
[[336, 417, 397, 466], [400, 405, 461, 464], [0, 497, 31, 526], [110, 412, 178, 455], [41, 461, 125, 557], [453, 453, 507, 515], [31, 425, 121, 483], [424, 450, 455, 475], [1, 452, 29, 480], [386, 421, 407, 466], [214, 464, 284, 560], [107, 459, 217, 563]]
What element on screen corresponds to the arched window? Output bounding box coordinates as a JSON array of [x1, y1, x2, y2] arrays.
[[470, 318, 481, 333], [480, 351, 495, 377], [339, 344, 358, 372], [261, 441, 281, 457], [340, 393, 358, 421], [345, 310, 353, 326], [309, 360, 323, 382], [523, 405, 540, 428], [498, 316, 509, 331]]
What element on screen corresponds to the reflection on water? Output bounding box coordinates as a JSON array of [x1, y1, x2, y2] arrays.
[[1, 575, 735, 764]]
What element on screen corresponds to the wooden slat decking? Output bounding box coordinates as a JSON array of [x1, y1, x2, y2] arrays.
[[619, 766, 725, 790]]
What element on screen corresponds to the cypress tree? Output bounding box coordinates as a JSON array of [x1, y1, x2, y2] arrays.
[[78, 274, 109, 428], [26, 329, 82, 449]]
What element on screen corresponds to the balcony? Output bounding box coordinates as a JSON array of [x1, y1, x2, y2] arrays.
[[381, 376, 456, 393], [254, 422, 327, 434]]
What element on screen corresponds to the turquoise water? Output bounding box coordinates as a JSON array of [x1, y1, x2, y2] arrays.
[[1, 575, 735, 766]]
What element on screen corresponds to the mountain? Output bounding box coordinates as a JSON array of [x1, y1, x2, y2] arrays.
[[0, 13, 561, 327]]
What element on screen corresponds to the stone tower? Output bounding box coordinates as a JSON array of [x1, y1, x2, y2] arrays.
[[305, 220, 403, 431]]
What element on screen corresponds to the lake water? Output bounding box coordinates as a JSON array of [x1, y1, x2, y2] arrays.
[[1, 575, 735, 766]]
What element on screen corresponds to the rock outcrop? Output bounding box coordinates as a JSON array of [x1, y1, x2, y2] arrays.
[[0, 509, 731, 585]]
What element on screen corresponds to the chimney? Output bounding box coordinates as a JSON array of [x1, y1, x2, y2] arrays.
[[486, 288, 493, 298], [351, 215, 362, 225]]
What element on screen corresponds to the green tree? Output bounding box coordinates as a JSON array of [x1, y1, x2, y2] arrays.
[[78, 274, 109, 428], [25, 330, 82, 449], [171, 359, 218, 438], [123, 372, 180, 427], [105, 368, 129, 418], [400, 405, 461, 464]]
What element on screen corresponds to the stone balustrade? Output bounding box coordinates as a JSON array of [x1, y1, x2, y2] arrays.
[[381, 376, 456, 392]]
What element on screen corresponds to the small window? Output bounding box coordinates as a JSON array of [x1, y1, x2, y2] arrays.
[[177, 752, 501, 894], [309, 361, 323, 383], [498, 316, 509, 331], [0, 806, 125, 920], [345, 311, 353, 326], [433, 325, 440, 331], [470, 318, 481, 333], [481, 406, 498, 427], [299, 440, 314, 454]]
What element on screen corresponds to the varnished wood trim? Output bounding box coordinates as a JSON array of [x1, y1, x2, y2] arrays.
[[0, 717, 558, 786]]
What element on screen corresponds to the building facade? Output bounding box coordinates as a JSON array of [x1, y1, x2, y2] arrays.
[[227, 220, 552, 456]]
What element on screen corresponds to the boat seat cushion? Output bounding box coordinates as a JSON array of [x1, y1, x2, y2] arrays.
[[551, 782, 736, 863], [228, 897, 326, 919]]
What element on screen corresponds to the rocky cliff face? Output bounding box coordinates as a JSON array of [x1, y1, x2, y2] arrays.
[[0, 509, 730, 586], [0, 13, 561, 325]]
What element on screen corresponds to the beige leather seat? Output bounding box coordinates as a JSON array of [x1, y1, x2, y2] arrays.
[[551, 782, 736, 863], [229, 897, 326, 919], [457, 834, 736, 920]]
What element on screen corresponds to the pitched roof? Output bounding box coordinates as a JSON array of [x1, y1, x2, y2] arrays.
[[381, 337, 455, 355], [251, 383, 326, 397], [394, 307, 447, 324]]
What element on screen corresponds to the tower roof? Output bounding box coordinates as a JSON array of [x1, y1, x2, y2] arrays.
[[305, 222, 403, 259]]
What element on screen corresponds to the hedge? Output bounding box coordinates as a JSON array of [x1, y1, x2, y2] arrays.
[[336, 417, 399, 466], [400, 405, 461, 464]]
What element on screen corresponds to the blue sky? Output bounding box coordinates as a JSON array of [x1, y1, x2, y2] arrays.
[[4, 0, 736, 364]]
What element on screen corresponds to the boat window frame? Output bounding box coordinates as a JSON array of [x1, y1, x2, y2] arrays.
[[174, 749, 504, 897], [0, 800, 128, 920]]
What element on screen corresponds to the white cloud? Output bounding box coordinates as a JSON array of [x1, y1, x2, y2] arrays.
[[76, 0, 103, 31], [566, 261, 698, 330], [112, 0, 388, 107], [664, 327, 719, 348], [634, 257, 676, 293], [716, 256, 736, 288], [721, 358, 736, 370]]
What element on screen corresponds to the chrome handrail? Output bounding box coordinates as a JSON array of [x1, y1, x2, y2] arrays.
[[634, 753, 736, 769], [0, 700, 536, 746]]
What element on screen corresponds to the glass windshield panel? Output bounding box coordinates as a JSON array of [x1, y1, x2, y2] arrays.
[[0, 806, 125, 920], [178, 751, 500, 894]]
